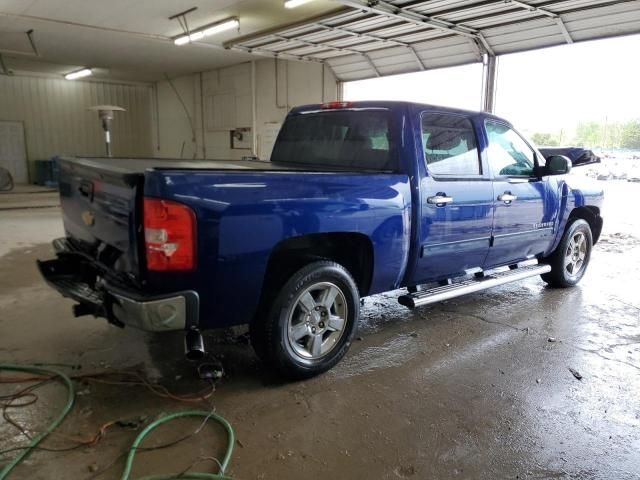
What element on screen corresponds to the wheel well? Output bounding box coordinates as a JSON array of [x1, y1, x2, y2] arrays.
[[261, 233, 374, 299], [569, 206, 602, 244]]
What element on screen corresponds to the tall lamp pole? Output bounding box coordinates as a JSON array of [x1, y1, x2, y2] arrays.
[[89, 105, 126, 157]]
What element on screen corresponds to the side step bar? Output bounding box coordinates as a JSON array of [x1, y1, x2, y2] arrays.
[[398, 264, 551, 309]]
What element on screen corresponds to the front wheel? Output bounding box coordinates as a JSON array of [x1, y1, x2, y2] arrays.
[[252, 260, 360, 379], [541, 219, 593, 288]]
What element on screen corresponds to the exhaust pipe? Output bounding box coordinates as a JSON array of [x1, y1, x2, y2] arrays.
[[184, 328, 205, 361]]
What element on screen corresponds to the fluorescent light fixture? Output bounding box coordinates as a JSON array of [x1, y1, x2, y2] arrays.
[[65, 68, 92, 80], [284, 0, 315, 8], [203, 18, 239, 36], [173, 18, 239, 46]]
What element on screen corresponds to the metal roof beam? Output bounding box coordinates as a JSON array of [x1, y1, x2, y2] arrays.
[[335, 0, 479, 40], [335, 0, 493, 62], [272, 34, 372, 57], [230, 44, 324, 63], [396, 0, 614, 19], [456, 0, 639, 32], [504, 0, 573, 44], [476, 32, 495, 56], [554, 17, 574, 44], [314, 22, 427, 70], [223, 7, 350, 48], [407, 46, 426, 70], [269, 34, 382, 75], [363, 53, 381, 77], [317, 22, 414, 49]]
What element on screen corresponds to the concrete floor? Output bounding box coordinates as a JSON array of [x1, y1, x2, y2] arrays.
[[1, 181, 639, 479]]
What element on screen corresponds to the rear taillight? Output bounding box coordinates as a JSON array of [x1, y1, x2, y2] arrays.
[[143, 198, 196, 271]]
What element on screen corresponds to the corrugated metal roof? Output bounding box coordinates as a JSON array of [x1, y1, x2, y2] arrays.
[[225, 0, 640, 81]]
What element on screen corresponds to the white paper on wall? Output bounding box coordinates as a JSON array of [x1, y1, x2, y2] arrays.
[[258, 122, 281, 162]]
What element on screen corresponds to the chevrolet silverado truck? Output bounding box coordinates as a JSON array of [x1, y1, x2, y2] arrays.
[[39, 101, 604, 378]]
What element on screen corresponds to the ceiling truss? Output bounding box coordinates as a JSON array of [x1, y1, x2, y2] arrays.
[[224, 0, 640, 81]]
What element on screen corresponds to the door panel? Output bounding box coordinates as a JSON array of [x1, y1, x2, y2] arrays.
[[415, 178, 494, 281], [483, 121, 553, 267], [411, 112, 493, 283], [486, 179, 553, 266]]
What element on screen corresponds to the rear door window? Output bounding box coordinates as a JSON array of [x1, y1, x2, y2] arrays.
[[271, 110, 395, 171], [421, 113, 481, 177]]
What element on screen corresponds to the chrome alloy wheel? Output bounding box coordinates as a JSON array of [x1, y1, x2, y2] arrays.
[[286, 282, 348, 360], [564, 231, 587, 278]]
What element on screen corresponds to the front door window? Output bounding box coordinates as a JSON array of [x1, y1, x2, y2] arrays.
[[485, 121, 536, 177]]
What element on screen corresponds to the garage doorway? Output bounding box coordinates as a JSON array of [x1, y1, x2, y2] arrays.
[[0, 120, 28, 184]]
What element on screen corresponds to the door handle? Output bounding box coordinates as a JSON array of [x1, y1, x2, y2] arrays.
[[498, 192, 517, 203], [427, 194, 453, 206], [78, 181, 94, 200]]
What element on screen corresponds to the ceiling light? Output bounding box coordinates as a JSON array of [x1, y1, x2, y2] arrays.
[[173, 18, 239, 46], [284, 0, 315, 8], [203, 18, 239, 36], [64, 68, 92, 80]]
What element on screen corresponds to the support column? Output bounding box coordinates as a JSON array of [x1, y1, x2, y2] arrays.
[[481, 54, 498, 113]]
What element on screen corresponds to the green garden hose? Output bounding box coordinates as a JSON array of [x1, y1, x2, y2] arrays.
[[0, 364, 75, 480], [121, 410, 234, 480], [0, 364, 234, 480]]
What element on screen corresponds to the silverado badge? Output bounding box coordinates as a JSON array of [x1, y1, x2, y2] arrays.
[[81, 210, 95, 226]]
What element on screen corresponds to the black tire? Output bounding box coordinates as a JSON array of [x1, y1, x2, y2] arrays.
[[541, 219, 593, 288], [252, 260, 360, 379]]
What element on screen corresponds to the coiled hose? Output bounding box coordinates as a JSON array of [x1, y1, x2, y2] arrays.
[[0, 364, 234, 480]]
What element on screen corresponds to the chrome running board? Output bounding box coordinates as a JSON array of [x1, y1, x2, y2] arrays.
[[398, 263, 551, 309]]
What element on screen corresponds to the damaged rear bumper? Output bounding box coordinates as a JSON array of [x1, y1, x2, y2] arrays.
[[37, 240, 199, 332]]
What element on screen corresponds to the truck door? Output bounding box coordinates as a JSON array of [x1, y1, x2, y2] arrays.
[[412, 112, 494, 283], [483, 120, 554, 268]]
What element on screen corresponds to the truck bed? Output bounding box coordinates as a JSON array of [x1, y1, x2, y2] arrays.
[[60, 156, 393, 175]]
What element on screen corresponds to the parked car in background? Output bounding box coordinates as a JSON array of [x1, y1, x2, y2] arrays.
[[597, 169, 613, 181], [38, 101, 604, 377]]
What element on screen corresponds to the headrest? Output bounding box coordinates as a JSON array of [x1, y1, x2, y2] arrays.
[[426, 130, 464, 151]]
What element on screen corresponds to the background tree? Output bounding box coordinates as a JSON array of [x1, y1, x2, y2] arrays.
[[620, 120, 640, 149], [574, 121, 603, 147], [531, 132, 561, 146]]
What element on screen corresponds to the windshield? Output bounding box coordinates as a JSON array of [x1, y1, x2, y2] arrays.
[[271, 110, 395, 171]]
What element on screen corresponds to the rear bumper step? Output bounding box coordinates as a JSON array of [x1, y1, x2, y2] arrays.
[[398, 263, 551, 309], [38, 251, 199, 332]]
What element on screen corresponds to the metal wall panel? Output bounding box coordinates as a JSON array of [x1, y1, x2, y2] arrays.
[[0, 75, 153, 175]]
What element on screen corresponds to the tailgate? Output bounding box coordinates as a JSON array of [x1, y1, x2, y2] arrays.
[[57, 157, 143, 277]]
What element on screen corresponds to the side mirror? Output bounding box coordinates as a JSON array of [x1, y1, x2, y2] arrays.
[[545, 155, 572, 176]]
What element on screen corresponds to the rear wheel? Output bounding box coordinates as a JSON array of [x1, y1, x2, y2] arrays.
[[541, 219, 593, 288], [251, 260, 359, 379]]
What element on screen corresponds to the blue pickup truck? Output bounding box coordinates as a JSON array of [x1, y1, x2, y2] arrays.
[[39, 101, 604, 378]]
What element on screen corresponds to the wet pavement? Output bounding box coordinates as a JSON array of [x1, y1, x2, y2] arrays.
[[1, 180, 639, 479]]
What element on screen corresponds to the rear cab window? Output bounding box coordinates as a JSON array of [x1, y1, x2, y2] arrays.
[[271, 109, 396, 171], [421, 112, 481, 178]]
